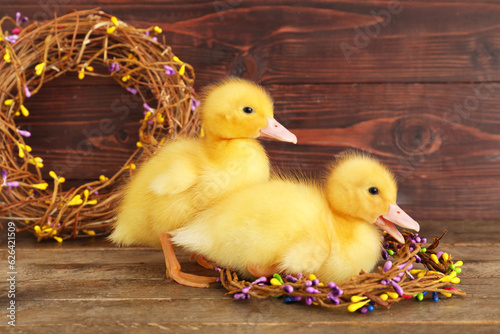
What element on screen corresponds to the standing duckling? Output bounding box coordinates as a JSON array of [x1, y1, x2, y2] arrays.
[[171, 151, 420, 284], [109, 78, 297, 288]]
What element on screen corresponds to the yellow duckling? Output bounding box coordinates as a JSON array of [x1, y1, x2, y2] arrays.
[[172, 151, 419, 284], [109, 78, 296, 287]]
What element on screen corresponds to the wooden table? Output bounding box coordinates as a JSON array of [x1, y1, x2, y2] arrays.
[[1, 219, 497, 333]]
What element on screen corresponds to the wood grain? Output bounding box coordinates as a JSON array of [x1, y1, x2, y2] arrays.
[[3, 0, 500, 84], [0, 220, 499, 333], [2, 324, 500, 334], [16, 74, 143, 181], [18, 81, 500, 219]]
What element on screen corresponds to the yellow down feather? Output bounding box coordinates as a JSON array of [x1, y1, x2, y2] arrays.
[[109, 78, 278, 248], [172, 151, 402, 283]]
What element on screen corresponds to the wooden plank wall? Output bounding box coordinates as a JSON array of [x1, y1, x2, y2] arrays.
[[2, 1, 500, 220]]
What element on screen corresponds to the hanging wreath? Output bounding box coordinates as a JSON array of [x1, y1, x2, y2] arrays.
[[0, 9, 200, 242]]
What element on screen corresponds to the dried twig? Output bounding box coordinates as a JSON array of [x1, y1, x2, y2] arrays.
[[219, 231, 465, 312], [0, 10, 200, 241]]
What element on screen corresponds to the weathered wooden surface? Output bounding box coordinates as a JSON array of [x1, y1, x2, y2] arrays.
[[2, 2, 500, 218], [4, 0, 500, 84], [0, 220, 498, 333]]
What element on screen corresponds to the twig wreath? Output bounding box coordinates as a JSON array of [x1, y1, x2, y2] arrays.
[[0, 9, 200, 241], [219, 231, 465, 312]]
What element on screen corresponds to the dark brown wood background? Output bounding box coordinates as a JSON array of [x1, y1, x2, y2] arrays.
[[2, 0, 500, 220]]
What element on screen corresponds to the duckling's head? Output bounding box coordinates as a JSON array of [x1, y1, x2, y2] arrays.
[[199, 77, 296, 143], [325, 151, 419, 243]]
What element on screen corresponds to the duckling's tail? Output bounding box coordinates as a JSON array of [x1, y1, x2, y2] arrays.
[[108, 222, 128, 246], [108, 215, 150, 247]]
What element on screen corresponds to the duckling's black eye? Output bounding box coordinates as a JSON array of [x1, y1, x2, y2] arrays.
[[368, 187, 379, 195], [243, 107, 254, 114]]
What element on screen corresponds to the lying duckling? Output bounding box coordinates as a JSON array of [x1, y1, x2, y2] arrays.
[[109, 78, 296, 287], [171, 151, 419, 284]]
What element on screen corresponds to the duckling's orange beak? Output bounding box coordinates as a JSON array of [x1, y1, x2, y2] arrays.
[[375, 203, 420, 244], [259, 117, 297, 144]]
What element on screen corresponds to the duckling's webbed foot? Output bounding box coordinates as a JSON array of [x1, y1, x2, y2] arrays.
[[190, 252, 216, 270], [160, 233, 217, 288], [247, 263, 279, 278]]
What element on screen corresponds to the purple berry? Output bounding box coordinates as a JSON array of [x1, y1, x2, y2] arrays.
[[234, 293, 246, 300], [381, 248, 389, 260], [327, 292, 340, 304], [391, 281, 404, 296], [306, 287, 320, 294], [253, 277, 267, 284], [383, 261, 393, 272]]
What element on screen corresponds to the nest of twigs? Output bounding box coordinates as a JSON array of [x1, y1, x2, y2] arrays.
[[219, 231, 465, 313], [0, 9, 200, 241]]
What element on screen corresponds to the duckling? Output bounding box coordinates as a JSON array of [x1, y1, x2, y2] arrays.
[[171, 151, 420, 284], [109, 78, 297, 288]]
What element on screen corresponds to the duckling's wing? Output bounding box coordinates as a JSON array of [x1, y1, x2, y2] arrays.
[[277, 238, 330, 275], [147, 139, 204, 196], [148, 159, 198, 196]]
